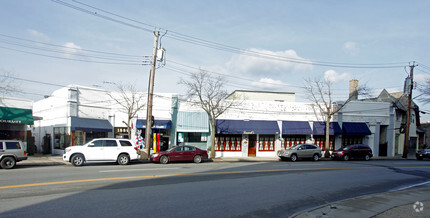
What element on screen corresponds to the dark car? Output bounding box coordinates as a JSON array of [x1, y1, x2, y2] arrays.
[[150, 145, 208, 164], [416, 145, 430, 160], [331, 144, 373, 161]]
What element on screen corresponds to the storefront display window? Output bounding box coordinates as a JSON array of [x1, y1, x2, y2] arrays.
[[314, 136, 335, 151], [342, 136, 363, 146], [283, 136, 307, 149], [215, 135, 242, 151], [259, 135, 275, 151], [54, 127, 70, 150]]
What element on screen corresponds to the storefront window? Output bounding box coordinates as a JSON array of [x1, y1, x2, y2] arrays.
[[314, 136, 335, 151], [259, 135, 275, 151], [215, 135, 242, 151], [283, 136, 307, 149], [54, 127, 70, 150], [342, 136, 363, 146], [85, 131, 107, 143]]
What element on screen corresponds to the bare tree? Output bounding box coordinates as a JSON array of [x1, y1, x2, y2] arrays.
[[108, 83, 146, 139], [417, 79, 430, 104], [304, 77, 370, 157], [180, 70, 237, 159], [0, 70, 21, 95]]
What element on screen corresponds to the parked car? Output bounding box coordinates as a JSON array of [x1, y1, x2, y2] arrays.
[[331, 144, 373, 161], [63, 138, 140, 166], [0, 140, 28, 169], [416, 145, 430, 160], [150, 145, 208, 164], [277, 144, 322, 162]]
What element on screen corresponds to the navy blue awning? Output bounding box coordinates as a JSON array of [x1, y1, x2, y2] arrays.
[[70, 117, 113, 132], [282, 121, 312, 135], [136, 119, 171, 129], [216, 119, 279, 134], [313, 122, 342, 135], [342, 122, 371, 135]]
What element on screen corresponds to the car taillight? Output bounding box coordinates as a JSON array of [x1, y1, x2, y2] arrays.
[[24, 151, 27, 156]]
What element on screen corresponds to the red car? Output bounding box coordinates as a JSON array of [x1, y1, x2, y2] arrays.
[[331, 144, 373, 161], [150, 145, 208, 164]]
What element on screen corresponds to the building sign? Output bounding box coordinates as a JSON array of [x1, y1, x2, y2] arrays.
[[0, 107, 34, 125]]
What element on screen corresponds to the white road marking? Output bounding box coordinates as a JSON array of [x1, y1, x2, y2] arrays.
[[99, 168, 179, 173]]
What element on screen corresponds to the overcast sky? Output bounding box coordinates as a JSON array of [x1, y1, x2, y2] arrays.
[[1, 0, 430, 119]]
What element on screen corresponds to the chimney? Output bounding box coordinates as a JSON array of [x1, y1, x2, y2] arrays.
[[349, 79, 358, 100]]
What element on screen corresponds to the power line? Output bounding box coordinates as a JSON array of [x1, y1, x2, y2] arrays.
[[52, 0, 410, 69]]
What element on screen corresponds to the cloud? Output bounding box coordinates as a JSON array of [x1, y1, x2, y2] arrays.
[[414, 74, 430, 83], [27, 29, 49, 42], [343, 41, 358, 54], [251, 78, 285, 90], [226, 48, 313, 76], [324, 70, 350, 83], [63, 42, 84, 57]]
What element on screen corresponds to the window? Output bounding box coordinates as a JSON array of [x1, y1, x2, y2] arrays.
[[215, 135, 242, 151], [92, 140, 104, 147], [259, 135, 275, 151], [104, 140, 117, 147], [120, 140, 132, 147], [54, 127, 71, 150], [6, 142, 21, 149], [184, 146, 195, 151], [174, 146, 183, 152], [306, 144, 316, 150]]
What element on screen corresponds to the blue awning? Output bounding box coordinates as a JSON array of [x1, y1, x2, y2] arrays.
[[282, 121, 312, 135], [342, 122, 371, 135], [313, 122, 342, 135], [216, 119, 279, 134], [70, 117, 113, 132], [136, 119, 171, 129]]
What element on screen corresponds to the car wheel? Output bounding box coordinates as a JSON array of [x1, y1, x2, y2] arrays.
[[313, 154, 319, 161], [290, 154, 297, 162], [160, 155, 169, 164], [118, 154, 130, 165], [364, 154, 370, 161], [71, 154, 85, 167], [193, 155, 202, 163], [1, 157, 16, 169], [343, 155, 350, 161]]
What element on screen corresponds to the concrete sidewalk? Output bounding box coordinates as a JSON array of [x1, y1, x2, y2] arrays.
[[291, 186, 430, 218]]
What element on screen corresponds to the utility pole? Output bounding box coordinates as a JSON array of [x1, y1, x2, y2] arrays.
[[144, 31, 160, 159], [402, 62, 416, 158]]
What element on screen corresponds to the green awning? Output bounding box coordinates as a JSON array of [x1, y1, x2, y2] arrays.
[[0, 107, 34, 125]]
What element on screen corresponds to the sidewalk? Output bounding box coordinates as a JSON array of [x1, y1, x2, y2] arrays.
[[290, 186, 430, 218]]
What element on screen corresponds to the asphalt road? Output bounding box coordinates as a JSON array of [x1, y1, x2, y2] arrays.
[[1, 159, 429, 217]]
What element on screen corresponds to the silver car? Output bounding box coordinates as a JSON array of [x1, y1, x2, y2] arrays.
[[277, 144, 322, 162], [0, 140, 28, 169]]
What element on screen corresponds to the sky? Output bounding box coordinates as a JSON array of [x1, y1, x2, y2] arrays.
[[1, 0, 430, 119]]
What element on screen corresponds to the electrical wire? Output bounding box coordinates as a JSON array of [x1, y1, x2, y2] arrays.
[[52, 0, 411, 69]]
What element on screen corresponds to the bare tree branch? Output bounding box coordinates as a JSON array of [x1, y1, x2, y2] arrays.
[[107, 83, 146, 139], [179, 70, 238, 159]]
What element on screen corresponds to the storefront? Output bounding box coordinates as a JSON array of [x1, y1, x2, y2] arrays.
[[281, 121, 313, 149], [176, 112, 209, 150], [136, 119, 171, 151], [0, 106, 33, 141], [68, 117, 113, 147], [341, 122, 372, 146], [215, 119, 280, 157], [313, 122, 342, 151]]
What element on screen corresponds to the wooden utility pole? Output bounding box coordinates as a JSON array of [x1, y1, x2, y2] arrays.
[[144, 31, 160, 159], [402, 62, 416, 158]]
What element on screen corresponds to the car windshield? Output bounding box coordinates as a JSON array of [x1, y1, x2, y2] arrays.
[[339, 145, 354, 151], [288, 144, 303, 150]]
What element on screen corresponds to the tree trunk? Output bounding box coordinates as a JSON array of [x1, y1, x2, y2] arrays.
[[324, 116, 331, 158], [210, 121, 216, 159]]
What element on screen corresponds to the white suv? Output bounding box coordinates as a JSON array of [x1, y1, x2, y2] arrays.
[[63, 138, 140, 166]]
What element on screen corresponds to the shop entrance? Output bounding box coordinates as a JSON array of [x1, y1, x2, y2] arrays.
[[248, 135, 257, 157]]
